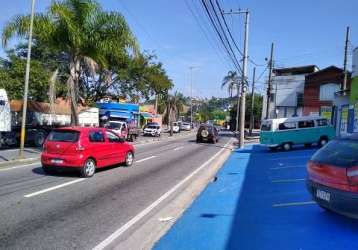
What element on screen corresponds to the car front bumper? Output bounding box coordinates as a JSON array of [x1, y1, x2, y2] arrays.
[[306, 179, 358, 218]]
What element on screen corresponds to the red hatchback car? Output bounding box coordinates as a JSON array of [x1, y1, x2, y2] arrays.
[[41, 127, 135, 177], [307, 134, 358, 218]]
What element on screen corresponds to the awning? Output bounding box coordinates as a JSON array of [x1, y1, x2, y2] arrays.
[[140, 112, 153, 119]]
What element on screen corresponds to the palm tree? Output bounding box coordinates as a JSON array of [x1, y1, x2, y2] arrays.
[[222, 70, 239, 99], [2, 0, 138, 125], [162, 91, 186, 135]]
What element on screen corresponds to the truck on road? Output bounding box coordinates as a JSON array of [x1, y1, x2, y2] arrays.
[[97, 101, 141, 142]]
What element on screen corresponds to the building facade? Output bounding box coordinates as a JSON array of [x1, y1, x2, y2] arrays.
[[262, 65, 318, 119], [303, 66, 350, 123]]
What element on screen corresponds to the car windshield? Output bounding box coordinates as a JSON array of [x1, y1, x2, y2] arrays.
[[146, 126, 158, 129], [311, 139, 358, 167], [47, 130, 80, 142], [108, 122, 122, 129]]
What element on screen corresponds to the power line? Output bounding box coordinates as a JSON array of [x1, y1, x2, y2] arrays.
[[184, 0, 232, 71], [200, 0, 243, 73]]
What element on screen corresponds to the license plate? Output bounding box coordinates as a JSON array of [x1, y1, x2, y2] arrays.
[[51, 159, 63, 164], [316, 189, 330, 202]]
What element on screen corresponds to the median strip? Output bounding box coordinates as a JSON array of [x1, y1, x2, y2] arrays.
[[24, 179, 85, 198]]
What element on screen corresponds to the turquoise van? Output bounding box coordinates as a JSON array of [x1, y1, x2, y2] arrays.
[[260, 116, 336, 151]]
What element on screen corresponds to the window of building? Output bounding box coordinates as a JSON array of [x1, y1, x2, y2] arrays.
[[298, 120, 315, 128], [279, 122, 296, 130], [319, 83, 340, 101]]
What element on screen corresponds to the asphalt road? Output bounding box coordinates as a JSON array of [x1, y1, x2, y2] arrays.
[[0, 131, 232, 249]]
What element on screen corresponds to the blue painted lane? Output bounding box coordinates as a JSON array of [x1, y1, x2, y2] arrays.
[[154, 145, 358, 250]]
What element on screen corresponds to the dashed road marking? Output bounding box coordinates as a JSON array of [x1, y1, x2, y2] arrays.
[[173, 146, 184, 151], [135, 156, 157, 163], [271, 178, 306, 183], [273, 201, 316, 207], [270, 165, 306, 170], [24, 179, 85, 198]]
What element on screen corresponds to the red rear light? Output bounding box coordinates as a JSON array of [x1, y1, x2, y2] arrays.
[[347, 166, 358, 185]]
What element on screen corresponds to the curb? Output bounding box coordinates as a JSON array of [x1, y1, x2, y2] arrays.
[[0, 157, 40, 169]]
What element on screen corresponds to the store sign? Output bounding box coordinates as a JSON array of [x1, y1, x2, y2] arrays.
[[320, 106, 332, 122]]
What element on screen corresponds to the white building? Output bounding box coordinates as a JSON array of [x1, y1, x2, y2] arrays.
[[262, 65, 318, 119]]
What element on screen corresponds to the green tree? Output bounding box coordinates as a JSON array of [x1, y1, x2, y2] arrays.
[[2, 0, 138, 125], [0, 54, 59, 101]]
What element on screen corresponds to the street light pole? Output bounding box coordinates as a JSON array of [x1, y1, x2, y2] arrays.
[[19, 0, 36, 158], [189, 66, 194, 126]]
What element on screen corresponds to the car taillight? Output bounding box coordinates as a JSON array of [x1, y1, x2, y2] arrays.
[[347, 166, 358, 185]]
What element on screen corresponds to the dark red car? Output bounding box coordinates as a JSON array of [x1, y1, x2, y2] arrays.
[[41, 127, 135, 177], [306, 134, 358, 218]]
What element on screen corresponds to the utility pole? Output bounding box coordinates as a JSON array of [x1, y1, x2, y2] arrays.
[[223, 9, 250, 147], [238, 9, 249, 148], [265, 42, 274, 119], [189, 66, 194, 125], [19, 0, 36, 158], [249, 67, 256, 135], [343, 26, 350, 91]]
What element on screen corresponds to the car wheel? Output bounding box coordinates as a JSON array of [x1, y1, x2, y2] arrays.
[[80, 159, 96, 178], [124, 152, 134, 167], [318, 137, 328, 147], [282, 142, 292, 151], [42, 165, 55, 175]]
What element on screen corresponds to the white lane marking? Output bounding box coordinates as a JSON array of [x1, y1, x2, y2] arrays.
[[135, 156, 157, 163], [271, 178, 306, 183], [173, 146, 184, 151], [93, 138, 233, 250], [268, 156, 309, 161], [0, 162, 40, 172], [24, 179, 85, 198], [273, 201, 316, 207], [270, 165, 306, 170]]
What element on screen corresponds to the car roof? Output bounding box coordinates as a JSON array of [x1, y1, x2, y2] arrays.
[[55, 126, 102, 132]]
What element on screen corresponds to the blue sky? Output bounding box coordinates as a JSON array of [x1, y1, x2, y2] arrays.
[[0, 0, 357, 98]]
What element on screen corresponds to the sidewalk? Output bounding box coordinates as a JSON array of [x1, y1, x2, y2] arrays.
[[154, 144, 358, 250]]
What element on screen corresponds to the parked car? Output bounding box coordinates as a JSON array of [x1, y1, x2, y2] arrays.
[[143, 122, 161, 137], [260, 116, 335, 151], [41, 127, 135, 178], [173, 122, 180, 133], [306, 134, 358, 218], [180, 122, 191, 131], [196, 124, 219, 143]]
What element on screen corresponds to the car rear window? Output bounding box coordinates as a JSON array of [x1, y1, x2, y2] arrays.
[[311, 139, 358, 168], [47, 130, 79, 142]]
